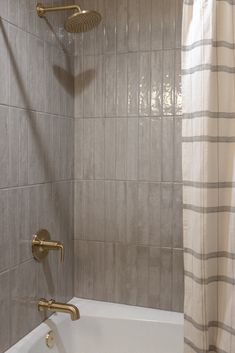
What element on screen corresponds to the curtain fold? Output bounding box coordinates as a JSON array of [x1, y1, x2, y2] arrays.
[[182, 1, 235, 352]]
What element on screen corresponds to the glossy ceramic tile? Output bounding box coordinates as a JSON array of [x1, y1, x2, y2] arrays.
[[127, 118, 139, 180], [159, 248, 172, 310], [0, 20, 9, 105], [74, 0, 183, 312], [74, 241, 184, 310], [117, 0, 128, 53], [136, 246, 149, 306], [74, 55, 84, 118], [151, 52, 162, 116], [116, 181, 127, 242], [151, 0, 163, 50], [28, 34, 45, 112], [28, 113, 52, 184], [116, 118, 127, 179], [139, 52, 151, 116], [83, 55, 96, 118], [104, 119, 116, 179], [160, 183, 174, 247], [175, 0, 183, 49], [174, 117, 182, 181], [83, 118, 95, 179], [175, 49, 182, 115], [163, 50, 175, 116], [0, 0, 8, 20], [162, 117, 174, 181], [173, 184, 183, 248], [9, 25, 28, 109], [138, 118, 150, 180], [116, 54, 128, 116], [148, 247, 161, 308], [149, 183, 161, 246], [0, 271, 10, 353], [128, 0, 140, 52], [0, 190, 9, 272], [0, 5, 75, 352], [104, 0, 117, 53], [0, 106, 9, 188], [163, 0, 176, 49], [149, 118, 161, 181], [94, 0, 105, 55], [128, 53, 139, 116], [105, 54, 117, 117], [95, 55, 105, 117], [10, 260, 38, 345], [94, 118, 105, 179], [172, 249, 184, 312], [8, 187, 30, 268], [104, 181, 117, 241]]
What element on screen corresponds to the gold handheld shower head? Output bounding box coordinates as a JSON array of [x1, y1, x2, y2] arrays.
[[36, 3, 102, 33]]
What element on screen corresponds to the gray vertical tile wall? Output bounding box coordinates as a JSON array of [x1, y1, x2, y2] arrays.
[[74, 0, 184, 312], [0, 2, 74, 352]]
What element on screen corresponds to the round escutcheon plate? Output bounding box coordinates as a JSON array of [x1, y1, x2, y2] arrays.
[[32, 229, 50, 262]]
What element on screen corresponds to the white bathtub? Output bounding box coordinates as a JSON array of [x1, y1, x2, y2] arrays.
[[6, 298, 184, 353]]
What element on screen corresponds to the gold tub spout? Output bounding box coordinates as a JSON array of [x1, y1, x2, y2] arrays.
[[38, 299, 80, 321]]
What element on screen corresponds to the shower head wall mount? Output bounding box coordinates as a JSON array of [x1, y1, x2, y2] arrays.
[[36, 3, 102, 33], [36, 3, 81, 17]]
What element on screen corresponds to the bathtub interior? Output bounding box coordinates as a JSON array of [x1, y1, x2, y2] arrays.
[[7, 298, 184, 353]]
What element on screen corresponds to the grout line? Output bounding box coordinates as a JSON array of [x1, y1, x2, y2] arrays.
[[73, 238, 184, 250], [74, 178, 183, 184], [74, 115, 183, 120], [74, 47, 183, 60], [0, 103, 74, 120], [0, 179, 74, 191]]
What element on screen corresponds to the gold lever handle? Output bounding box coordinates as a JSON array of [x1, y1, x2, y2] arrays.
[[32, 229, 64, 262]]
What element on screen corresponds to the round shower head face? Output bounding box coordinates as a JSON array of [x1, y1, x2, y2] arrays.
[[65, 10, 102, 33]]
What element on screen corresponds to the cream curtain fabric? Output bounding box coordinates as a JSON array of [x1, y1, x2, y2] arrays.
[[182, 1, 235, 352]]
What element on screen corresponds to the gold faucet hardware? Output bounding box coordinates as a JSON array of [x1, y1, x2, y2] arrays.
[[36, 3, 81, 17], [32, 229, 64, 262], [38, 299, 80, 321], [46, 330, 55, 349], [36, 3, 102, 34]]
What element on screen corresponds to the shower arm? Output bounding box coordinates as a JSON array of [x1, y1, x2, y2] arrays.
[[36, 3, 81, 17]]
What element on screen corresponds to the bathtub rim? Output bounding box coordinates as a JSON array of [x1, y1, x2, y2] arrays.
[[5, 297, 183, 353], [71, 297, 183, 325]]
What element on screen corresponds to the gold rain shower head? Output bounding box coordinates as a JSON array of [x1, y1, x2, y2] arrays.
[[36, 3, 102, 33]]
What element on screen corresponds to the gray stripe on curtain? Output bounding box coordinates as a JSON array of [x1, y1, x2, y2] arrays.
[[182, 40, 235, 51], [183, 0, 194, 4], [182, 64, 235, 75], [184, 0, 235, 5], [184, 204, 235, 213], [182, 136, 235, 142], [184, 248, 235, 259], [184, 181, 235, 188], [185, 315, 235, 335], [183, 111, 235, 119], [217, 0, 235, 3], [184, 271, 235, 285], [184, 338, 229, 353]]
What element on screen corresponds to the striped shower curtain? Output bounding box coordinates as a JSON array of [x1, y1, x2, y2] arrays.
[[182, 0, 235, 352]]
